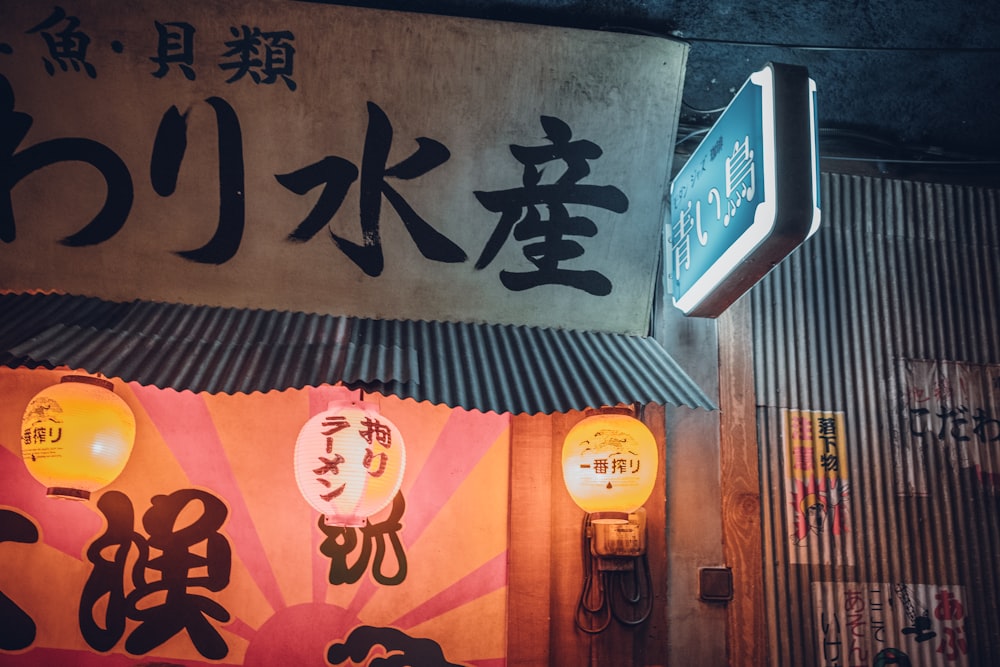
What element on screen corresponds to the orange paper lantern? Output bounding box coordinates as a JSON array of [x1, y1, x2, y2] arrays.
[[20, 375, 136, 500], [562, 413, 658, 523], [294, 400, 406, 527]]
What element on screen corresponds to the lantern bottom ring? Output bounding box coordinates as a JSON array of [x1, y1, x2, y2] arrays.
[[589, 511, 629, 525], [323, 514, 367, 528], [47, 487, 91, 501]]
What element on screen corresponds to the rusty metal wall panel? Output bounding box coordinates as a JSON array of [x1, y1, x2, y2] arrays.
[[751, 172, 1000, 667]]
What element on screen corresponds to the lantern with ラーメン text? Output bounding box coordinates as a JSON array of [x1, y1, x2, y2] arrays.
[[294, 400, 406, 527], [20, 375, 137, 500], [562, 412, 658, 523]]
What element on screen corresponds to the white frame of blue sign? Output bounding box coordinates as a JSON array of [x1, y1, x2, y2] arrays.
[[669, 62, 821, 318]]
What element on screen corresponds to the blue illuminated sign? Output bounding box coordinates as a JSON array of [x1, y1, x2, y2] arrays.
[[669, 62, 821, 317]]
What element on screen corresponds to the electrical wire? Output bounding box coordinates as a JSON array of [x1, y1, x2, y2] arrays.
[[608, 553, 653, 626], [575, 514, 611, 634], [822, 155, 1000, 165], [674, 127, 710, 147], [602, 25, 1000, 54], [673, 121, 1000, 166], [675, 37, 1000, 53], [680, 35, 1000, 54], [604, 26, 1000, 166], [573, 514, 654, 634], [816, 128, 1000, 166], [682, 100, 727, 115]]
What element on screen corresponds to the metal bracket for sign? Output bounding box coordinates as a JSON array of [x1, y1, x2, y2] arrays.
[[669, 62, 821, 318]]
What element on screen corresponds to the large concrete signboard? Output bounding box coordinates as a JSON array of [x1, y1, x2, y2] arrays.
[[0, 1, 687, 335]]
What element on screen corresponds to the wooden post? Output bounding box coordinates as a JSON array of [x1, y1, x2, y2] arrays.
[[507, 413, 556, 666], [717, 296, 767, 667], [507, 407, 670, 666]]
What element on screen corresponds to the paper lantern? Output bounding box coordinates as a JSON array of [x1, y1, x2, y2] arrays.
[[20, 375, 136, 500], [562, 413, 658, 524], [294, 400, 406, 527]]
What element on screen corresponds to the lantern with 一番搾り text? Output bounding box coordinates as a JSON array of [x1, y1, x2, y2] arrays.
[[20, 375, 136, 500], [562, 412, 658, 524], [294, 400, 406, 527]]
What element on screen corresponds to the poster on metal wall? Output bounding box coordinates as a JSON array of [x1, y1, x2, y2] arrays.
[[894, 359, 1000, 496], [812, 581, 970, 667], [783, 409, 852, 565]]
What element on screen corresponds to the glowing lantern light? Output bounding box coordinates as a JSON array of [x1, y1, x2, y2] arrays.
[[294, 400, 406, 527], [20, 375, 136, 500], [562, 412, 658, 524]]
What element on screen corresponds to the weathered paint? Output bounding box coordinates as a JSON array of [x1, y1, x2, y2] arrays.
[[0, 0, 686, 335]]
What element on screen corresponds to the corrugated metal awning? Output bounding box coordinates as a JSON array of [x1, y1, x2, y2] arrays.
[[0, 292, 716, 415]]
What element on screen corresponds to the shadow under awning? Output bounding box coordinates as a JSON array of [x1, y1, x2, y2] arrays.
[[1, 292, 716, 415]]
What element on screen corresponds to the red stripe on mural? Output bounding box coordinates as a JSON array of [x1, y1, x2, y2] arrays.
[[0, 446, 102, 559], [346, 409, 508, 618], [131, 385, 287, 614], [401, 409, 508, 544], [311, 515, 329, 605], [0, 646, 243, 666], [390, 551, 508, 629], [344, 573, 378, 619], [224, 615, 258, 643]]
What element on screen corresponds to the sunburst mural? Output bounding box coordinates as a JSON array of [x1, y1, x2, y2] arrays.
[[0, 368, 510, 666]]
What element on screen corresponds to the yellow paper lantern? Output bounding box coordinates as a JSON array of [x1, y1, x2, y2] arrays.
[[294, 400, 406, 527], [562, 413, 658, 523], [20, 375, 136, 500]]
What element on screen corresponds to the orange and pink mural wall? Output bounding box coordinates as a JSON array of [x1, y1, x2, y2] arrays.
[[0, 368, 511, 666]]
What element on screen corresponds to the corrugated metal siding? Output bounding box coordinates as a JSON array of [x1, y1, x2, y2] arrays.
[[0, 292, 716, 415], [752, 173, 1000, 667]]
